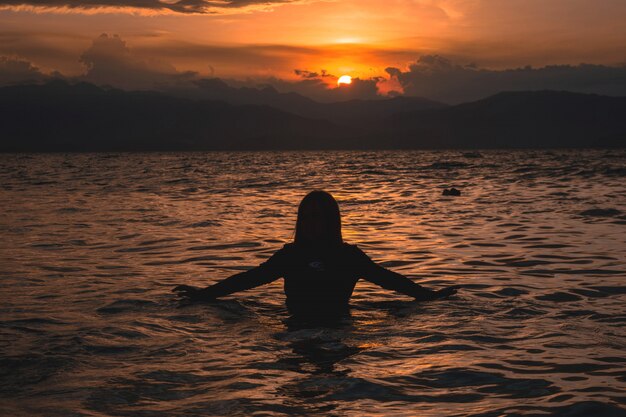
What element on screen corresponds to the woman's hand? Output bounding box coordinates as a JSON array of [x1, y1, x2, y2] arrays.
[[413, 285, 460, 301], [430, 285, 460, 300], [172, 285, 204, 301]]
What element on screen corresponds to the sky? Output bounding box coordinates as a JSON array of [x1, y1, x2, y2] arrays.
[[1, 0, 626, 102]]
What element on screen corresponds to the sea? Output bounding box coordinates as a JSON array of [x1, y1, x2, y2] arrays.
[[1, 150, 625, 416]]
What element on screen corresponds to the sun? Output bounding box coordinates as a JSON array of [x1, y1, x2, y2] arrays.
[[337, 75, 352, 86]]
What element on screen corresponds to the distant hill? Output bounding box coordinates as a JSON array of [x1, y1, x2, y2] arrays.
[[176, 78, 446, 126], [386, 90, 626, 148], [0, 82, 624, 151], [0, 81, 349, 151]]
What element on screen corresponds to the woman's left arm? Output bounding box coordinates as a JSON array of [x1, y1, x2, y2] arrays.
[[362, 263, 458, 300], [351, 245, 459, 300]]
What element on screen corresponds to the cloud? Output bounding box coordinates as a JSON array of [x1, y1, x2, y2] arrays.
[[231, 70, 383, 102], [0, 56, 47, 85], [388, 55, 626, 103], [294, 69, 320, 79], [79, 33, 196, 89], [376, 67, 404, 96], [3, 33, 626, 105], [0, 0, 300, 14]]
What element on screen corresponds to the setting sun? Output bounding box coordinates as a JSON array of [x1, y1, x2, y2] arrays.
[[337, 75, 352, 86]]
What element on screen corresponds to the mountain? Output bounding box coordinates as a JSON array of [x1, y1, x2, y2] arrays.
[[174, 78, 446, 126], [0, 82, 624, 151], [0, 81, 350, 151], [386, 90, 626, 148]]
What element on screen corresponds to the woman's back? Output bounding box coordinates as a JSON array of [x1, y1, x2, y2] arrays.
[[267, 243, 368, 315]]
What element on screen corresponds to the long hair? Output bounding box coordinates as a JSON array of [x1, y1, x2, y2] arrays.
[[294, 191, 343, 247]]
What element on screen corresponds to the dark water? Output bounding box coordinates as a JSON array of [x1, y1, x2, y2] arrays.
[[1, 150, 625, 417]]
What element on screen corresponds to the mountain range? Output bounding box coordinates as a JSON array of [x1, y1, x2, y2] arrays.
[[1, 80, 624, 151]]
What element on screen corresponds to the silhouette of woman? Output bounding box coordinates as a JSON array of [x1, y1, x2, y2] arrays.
[[174, 191, 459, 316]]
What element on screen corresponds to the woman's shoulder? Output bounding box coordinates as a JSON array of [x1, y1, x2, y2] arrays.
[[338, 243, 377, 269], [341, 242, 372, 259], [341, 241, 362, 250], [260, 242, 297, 267], [280, 242, 296, 251]]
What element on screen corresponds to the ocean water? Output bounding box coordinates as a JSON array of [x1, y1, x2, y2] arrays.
[[1, 150, 625, 417]]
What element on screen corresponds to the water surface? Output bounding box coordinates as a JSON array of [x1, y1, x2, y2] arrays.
[[1, 150, 625, 416]]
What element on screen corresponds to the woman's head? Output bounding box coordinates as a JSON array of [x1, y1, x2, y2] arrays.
[[294, 191, 343, 247]]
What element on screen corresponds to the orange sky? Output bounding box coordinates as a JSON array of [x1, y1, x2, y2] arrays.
[[1, 0, 626, 95]]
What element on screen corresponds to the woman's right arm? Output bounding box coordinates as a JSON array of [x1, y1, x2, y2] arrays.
[[173, 246, 287, 301]]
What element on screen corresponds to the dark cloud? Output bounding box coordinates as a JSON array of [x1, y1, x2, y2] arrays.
[[378, 67, 404, 96], [294, 69, 319, 79], [385, 67, 401, 78], [0, 56, 46, 85], [389, 55, 626, 103], [79, 33, 196, 89], [229, 72, 382, 102], [294, 69, 333, 79], [0, 0, 296, 14]]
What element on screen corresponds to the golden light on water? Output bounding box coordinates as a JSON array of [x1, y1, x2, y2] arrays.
[[2, 151, 625, 416]]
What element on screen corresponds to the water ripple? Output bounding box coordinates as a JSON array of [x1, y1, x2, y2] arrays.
[[0, 150, 624, 416]]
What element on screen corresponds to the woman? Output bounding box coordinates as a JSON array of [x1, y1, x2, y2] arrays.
[[174, 191, 459, 316]]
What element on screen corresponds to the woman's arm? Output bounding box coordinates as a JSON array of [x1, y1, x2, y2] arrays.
[[362, 264, 457, 300], [173, 246, 287, 301], [351, 245, 458, 300]]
